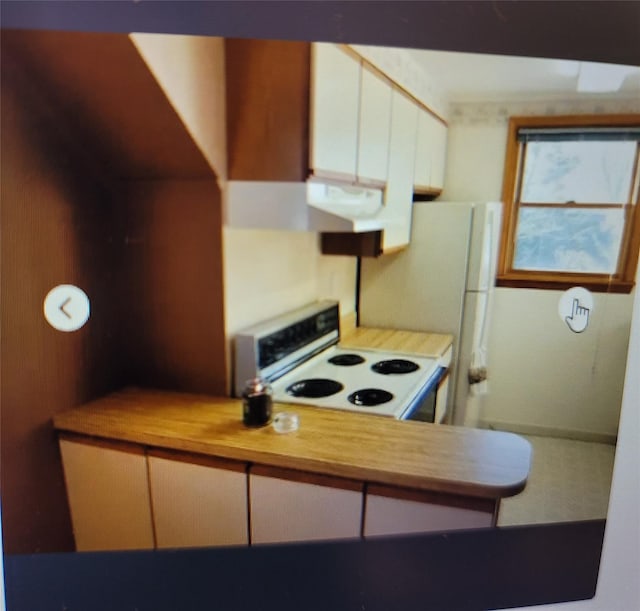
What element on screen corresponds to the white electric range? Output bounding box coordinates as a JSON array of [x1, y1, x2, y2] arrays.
[[234, 301, 444, 422]]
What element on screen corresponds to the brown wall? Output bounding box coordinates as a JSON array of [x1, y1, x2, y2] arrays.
[[1, 39, 227, 554], [1, 54, 126, 553], [121, 179, 227, 395]]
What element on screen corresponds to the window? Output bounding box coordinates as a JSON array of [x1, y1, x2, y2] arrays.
[[497, 115, 640, 293]]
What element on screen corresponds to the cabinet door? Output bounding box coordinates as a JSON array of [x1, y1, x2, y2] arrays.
[[381, 89, 419, 252], [414, 109, 448, 192], [310, 43, 361, 181], [413, 108, 433, 190], [430, 117, 448, 190], [148, 453, 249, 548], [364, 485, 495, 538], [357, 67, 392, 184], [59, 438, 155, 551], [249, 467, 362, 544]]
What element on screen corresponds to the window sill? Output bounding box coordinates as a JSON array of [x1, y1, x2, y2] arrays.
[[496, 274, 635, 294]]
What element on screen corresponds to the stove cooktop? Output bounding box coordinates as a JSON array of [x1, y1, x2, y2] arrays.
[[270, 346, 439, 418]]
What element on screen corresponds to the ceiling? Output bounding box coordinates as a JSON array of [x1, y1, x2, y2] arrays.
[[406, 48, 640, 103]]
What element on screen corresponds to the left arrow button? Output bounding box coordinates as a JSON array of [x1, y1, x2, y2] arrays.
[[44, 285, 90, 332]]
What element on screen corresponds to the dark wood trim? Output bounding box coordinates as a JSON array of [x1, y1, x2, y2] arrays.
[[496, 275, 634, 294], [619, 144, 640, 284], [367, 483, 497, 514], [336, 43, 364, 65], [320, 231, 383, 257], [250, 464, 363, 493], [146, 447, 247, 473], [498, 117, 522, 278], [225, 38, 311, 182], [413, 186, 444, 197], [507, 114, 640, 129]]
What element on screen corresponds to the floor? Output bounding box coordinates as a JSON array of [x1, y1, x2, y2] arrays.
[[497, 434, 616, 526]]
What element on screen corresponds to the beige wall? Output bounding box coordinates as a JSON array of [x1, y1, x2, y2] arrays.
[[223, 228, 357, 337], [130, 33, 228, 182], [441, 98, 639, 440], [223, 228, 357, 393]]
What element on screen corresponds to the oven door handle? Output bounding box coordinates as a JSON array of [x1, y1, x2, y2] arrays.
[[399, 366, 447, 421]]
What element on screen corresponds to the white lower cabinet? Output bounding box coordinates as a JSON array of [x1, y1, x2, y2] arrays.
[[147, 452, 249, 548], [59, 438, 155, 551], [363, 485, 495, 538], [60, 436, 498, 550], [249, 466, 363, 544]]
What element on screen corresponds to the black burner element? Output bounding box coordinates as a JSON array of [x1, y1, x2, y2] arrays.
[[286, 378, 343, 398], [328, 353, 366, 366], [348, 388, 394, 406], [371, 359, 420, 375]]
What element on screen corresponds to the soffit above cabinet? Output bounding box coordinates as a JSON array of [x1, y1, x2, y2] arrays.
[[1, 30, 215, 180]]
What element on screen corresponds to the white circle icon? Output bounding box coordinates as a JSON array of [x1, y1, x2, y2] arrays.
[[558, 286, 593, 334], [44, 285, 90, 332]]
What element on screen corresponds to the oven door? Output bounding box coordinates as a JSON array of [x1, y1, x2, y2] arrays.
[[400, 367, 447, 423]]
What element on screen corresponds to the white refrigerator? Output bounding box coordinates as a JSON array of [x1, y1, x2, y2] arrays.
[[359, 201, 502, 427]]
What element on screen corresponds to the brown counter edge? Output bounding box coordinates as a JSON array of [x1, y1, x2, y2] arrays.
[[250, 464, 363, 492], [55, 423, 526, 501], [367, 483, 498, 514]]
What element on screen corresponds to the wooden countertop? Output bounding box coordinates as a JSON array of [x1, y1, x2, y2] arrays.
[[340, 327, 453, 359], [53, 388, 530, 500]]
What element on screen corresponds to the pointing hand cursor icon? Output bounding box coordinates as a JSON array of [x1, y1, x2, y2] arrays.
[[565, 298, 590, 333]]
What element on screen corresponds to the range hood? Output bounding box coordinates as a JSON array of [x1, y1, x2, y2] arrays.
[[224, 180, 389, 233]]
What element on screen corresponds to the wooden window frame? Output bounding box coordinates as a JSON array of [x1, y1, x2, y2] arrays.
[[497, 114, 640, 294]]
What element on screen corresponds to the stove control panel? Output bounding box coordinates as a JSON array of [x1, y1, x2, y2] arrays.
[[258, 306, 339, 368], [234, 301, 340, 397]]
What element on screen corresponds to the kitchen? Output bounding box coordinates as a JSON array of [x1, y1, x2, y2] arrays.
[[1, 29, 638, 557]]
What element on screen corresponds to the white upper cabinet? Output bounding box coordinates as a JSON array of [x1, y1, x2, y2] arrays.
[[414, 107, 448, 192], [414, 108, 433, 190], [430, 117, 448, 191], [381, 89, 419, 252], [357, 67, 392, 184], [310, 43, 361, 181]]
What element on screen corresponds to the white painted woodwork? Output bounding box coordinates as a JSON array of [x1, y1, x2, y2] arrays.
[[310, 43, 361, 179], [380, 89, 419, 251], [249, 473, 362, 544], [364, 493, 493, 538], [414, 107, 433, 188], [357, 67, 392, 183], [435, 374, 450, 424], [59, 439, 155, 551], [414, 108, 448, 191], [430, 117, 448, 190], [440, 346, 453, 368], [147, 456, 249, 548]]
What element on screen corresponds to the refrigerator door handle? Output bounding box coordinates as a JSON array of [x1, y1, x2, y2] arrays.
[[478, 209, 495, 291]]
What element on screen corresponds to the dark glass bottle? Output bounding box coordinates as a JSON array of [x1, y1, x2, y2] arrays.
[[242, 377, 273, 427]]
